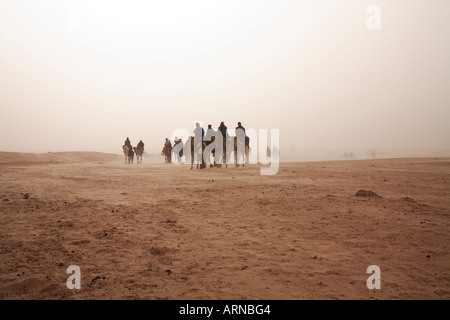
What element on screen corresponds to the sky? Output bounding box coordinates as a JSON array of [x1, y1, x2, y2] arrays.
[[0, 0, 449, 158]]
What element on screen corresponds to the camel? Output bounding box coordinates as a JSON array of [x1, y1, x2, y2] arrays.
[[187, 136, 206, 169], [123, 145, 134, 164], [172, 140, 184, 164], [161, 144, 172, 163], [213, 137, 229, 168], [203, 136, 217, 167], [128, 147, 134, 164], [234, 136, 250, 167], [133, 146, 143, 163], [208, 136, 249, 168], [216, 136, 240, 168]]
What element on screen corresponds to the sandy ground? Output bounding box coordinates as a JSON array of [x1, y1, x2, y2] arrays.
[[0, 152, 449, 300]]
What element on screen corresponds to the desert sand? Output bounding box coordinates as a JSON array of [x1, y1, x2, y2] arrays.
[[0, 152, 449, 300]]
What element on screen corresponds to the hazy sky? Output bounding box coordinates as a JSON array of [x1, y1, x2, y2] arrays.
[[0, 0, 449, 156]]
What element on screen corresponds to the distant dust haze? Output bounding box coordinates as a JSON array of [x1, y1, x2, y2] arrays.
[[1, 0, 449, 160]]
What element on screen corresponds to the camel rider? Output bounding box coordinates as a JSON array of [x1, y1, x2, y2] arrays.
[[137, 140, 144, 151], [218, 121, 229, 141], [236, 122, 246, 144], [193, 123, 204, 163], [194, 122, 204, 140], [236, 122, 246, 135], [124, 137, 131, 147], [165, 138, 172, 147], [204, 124, 215, 143]]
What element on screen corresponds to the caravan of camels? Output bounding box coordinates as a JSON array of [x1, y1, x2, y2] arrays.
[[122, 122, 250, 169]]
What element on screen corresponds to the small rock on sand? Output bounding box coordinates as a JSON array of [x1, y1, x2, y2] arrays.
[[355, 190, 381, 198]]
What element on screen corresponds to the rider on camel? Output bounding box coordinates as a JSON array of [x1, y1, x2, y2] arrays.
[[194, 122, 205, 140], [124, 137, 132, 148], [137, 140, 144, 151], [204, 124, 215, 143], [236, 122, 246, 135], [218, 121, 229, 141]]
